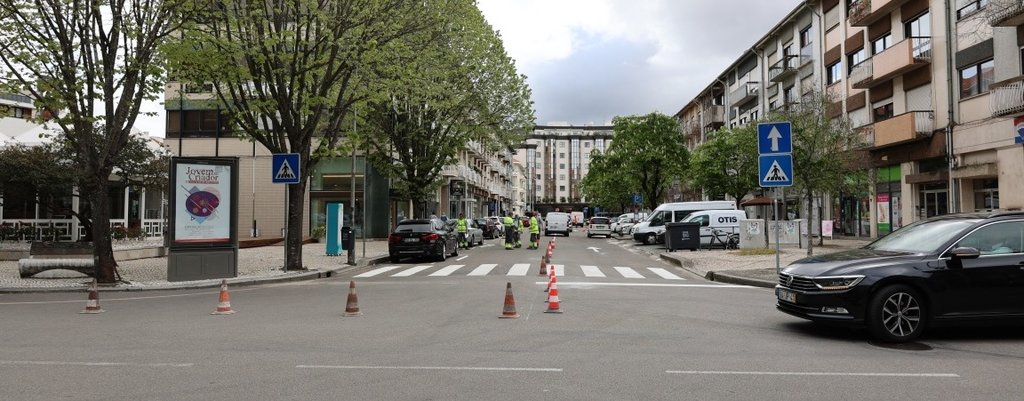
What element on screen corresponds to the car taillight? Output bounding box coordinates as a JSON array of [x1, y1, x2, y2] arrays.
[[422, 233, 440, 242], [388, 234, 401, 244]]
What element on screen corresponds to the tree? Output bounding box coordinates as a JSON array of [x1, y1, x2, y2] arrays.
[[167, 0, 446, 270], [359, 0, 533, 217], [580, 151, 633, 211], [606, 113, 690, 210], [0, 0, 182, 282], [688, 125, 759, 209], [769, 91, 863, 255]]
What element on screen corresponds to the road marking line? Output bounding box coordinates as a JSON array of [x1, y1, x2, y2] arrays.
[[468, 264, 498, 276], [429, 265, 464, 277], [354, 265, 403, 278], [551, 264, 564, 276], [665, 370, 959, 378], [580, 265, 605, 277], [0, 360, 193, 368], [391, 265, 433, 277], [296, 365, 562, 372], [536, 282, 750, 288], [647, 267, 685, 280], [455, 255, 468, 261], [507, 263, 531, 276], [613, 266, 644, 279]]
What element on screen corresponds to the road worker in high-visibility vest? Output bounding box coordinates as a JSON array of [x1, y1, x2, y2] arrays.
[[455, 213, 469, 249], [528, 212, 541, 249], [502, 212, 516, 250]]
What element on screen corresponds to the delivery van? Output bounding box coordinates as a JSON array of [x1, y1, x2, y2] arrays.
[[631, 201, 735, 245], [544, 212, 571, 236], [679, 210, 747, 247]]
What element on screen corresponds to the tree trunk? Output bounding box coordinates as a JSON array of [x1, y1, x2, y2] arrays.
[[284, 179, 307, 271], [87, 179, 118, 283], [806, 190, 815, 256]]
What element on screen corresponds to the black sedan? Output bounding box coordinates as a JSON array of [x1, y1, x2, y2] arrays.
[[777, 211, 1024, 343], [387, 218, 458, 263]]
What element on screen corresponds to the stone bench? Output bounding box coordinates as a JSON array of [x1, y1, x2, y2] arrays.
[[18, 258, 95, 278]]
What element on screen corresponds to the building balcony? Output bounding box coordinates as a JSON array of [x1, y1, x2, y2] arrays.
[[702, 105, 725, 128], [768, 56, 799, 82], [990, 77, 1024, 117], [988, 0, 1024, 26], [848, 0, 907, 27], [849, 59, 874, 89], [869, 111, 934, 148], [799, 43, 814, 66], [729, 81, 759, 106], [871, 37, 931, 84]]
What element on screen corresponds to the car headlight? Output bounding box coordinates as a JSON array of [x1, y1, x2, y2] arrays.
[[812, 276, 864, 291]]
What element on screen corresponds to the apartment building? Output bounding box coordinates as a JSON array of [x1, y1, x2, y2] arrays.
[[514, 125, 614, 209], [438, 141, 517, 219]]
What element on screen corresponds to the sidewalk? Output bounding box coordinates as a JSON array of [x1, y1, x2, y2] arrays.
[[0, 240, 390, 293], [659, 238, 872, 288]]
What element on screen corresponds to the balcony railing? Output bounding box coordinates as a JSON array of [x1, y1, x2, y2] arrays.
[[849, 59, 874, 88], [848, 0, 905, 27], [872, 37, 931, 84], [987, 0, 1024, 26], [991, 77, 1024, 117], [702, 105, 725, 127], [871, 111, 934, 148], [799, 44, 814, 66], [730, 81, 759, 105], [768, 56, 799, 82]]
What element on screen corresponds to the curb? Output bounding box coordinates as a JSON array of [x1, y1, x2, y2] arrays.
[[659, 253, 775, 289]]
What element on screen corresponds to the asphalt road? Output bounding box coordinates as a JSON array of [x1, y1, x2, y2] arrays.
[[1, 230, 1023, 400]]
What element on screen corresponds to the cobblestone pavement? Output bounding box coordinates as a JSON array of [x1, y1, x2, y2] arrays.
[[0, 240, 389, 292]]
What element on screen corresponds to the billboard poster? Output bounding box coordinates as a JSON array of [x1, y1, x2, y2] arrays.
[[877, 193, 891, 234], [174, 162, 232, 243]]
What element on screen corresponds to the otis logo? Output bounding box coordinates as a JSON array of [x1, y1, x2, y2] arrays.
[[718, 216, 738, 224]]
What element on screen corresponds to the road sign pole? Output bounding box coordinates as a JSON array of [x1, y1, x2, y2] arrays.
[[775, 187, 781, 275]]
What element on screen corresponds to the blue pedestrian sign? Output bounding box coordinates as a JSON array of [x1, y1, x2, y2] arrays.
[[759, 154, 793, 187], [272, 153, 300, 184], [632, 193, 642, 205], [758, 122, 792, 154]]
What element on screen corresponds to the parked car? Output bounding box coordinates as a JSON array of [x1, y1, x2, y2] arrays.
[[587, 217, 613, 238], [611, 213, 647, 236], [544, 212, 571, 236], [388, 218, 457, 262], [477, 218, 501, 239], [776, 211, 1024, 343], [672, 210, 747, 248], [447, 219, 484, 247], [632, 201, 735, 245]]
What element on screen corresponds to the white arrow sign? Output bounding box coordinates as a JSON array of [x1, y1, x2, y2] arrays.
[[587, 247, 601, 253], [767, 126, 783, 152]]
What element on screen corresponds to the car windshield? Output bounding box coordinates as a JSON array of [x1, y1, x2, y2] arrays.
[[395, 223, 432, 233], [590, 218, 609, 224], [864, 218, 980, 254]]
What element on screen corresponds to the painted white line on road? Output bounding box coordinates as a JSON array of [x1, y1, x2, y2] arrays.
[[455, 255, 468, 261], [536, 282, 750, 288], [429, 265, 464, 277], [613, 266, 644, 279], [391, 265, 433, 277], [0, 360, 193, 368], [507, 263, 531, 276], [468, 264, 498, 276], [354, 265, 403, 278], [477, 244, 495, 248], [647, 267, 685, 280], [580, 265, 605, 278], [666, 370, 959, 378], [296, 365, 562, 372]]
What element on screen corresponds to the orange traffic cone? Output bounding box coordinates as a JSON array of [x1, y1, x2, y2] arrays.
[[211, 280, 235, 315], [545, 280, 563, 313], [499, 282, 520, 319], [80, 279, 104, 314], [545, 268, 555, 293], [538, 254, 548, 276], [343, 280, 362, 317]]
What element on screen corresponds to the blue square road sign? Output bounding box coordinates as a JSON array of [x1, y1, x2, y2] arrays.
[[759, 154, 793, 188], [758, 122, 792, 154], [272, 153, 301, 184]]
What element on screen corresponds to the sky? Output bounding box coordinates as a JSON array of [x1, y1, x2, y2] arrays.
[[136, 0, 803, 136]]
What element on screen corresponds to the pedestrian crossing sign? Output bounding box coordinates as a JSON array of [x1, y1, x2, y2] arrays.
[[759, 154, 793, 187], [272, 153, 300, 184]]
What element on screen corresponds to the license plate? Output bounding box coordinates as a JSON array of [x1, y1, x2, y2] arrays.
[[777, 288, 797, 303], [403, 238, 419, 243]]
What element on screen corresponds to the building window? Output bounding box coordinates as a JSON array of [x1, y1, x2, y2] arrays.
[[799, 26, 812, 48], [827, 61, 842, 84], [535, 174, 541, 179], [559, 186, 566, 191], [559, 153, 565, 159], [872, 33, 892, 55], [847, 48, 865, 73], [873, 102, 894, 122], [166, 110, 232, 138], [973, 178, 999, 211], [957, 0, 988, 20], [559, 163, 566, 169], [584, 142, 590, 148], [960, 59, 994, 98], [558, 141, 566, 148], [559, 174, 566, 180]]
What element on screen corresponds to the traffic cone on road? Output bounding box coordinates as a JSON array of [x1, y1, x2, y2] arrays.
[[211, 280, 235, 315], [545, 268, 555, 293], [343, 280, 362, 317], [80, 279, 104, 314], [499, 282, 520, 319], [545, 280, 563, 313], [538, 254, 548, 276]]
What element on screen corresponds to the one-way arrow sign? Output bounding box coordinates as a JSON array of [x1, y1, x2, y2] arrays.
[[758, 122, 792, 154]]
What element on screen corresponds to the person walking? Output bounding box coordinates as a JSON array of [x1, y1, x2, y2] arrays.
[[456, 213, 469, 249], [502, 212, 516, 250], [528, 212, 541, 249]]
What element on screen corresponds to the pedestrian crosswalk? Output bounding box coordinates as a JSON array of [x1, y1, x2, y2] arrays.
[[353, 263, 687, 280]]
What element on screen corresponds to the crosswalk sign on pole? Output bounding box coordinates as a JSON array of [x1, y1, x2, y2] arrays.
[[272, 153, 301, 184], [759, 154, 793, 187]]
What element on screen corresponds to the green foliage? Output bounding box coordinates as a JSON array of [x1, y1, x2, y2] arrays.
[[603, 113, 689, 210], [688, 125, 759, 209], [580, 151, 633, 210]]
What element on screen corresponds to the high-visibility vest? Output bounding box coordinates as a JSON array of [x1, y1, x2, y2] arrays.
[[456, 218, 467, 233], [529, 217, 540, 234], [502, 216, 514, 226]]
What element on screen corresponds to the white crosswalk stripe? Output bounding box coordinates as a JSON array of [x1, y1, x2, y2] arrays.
[[468, 263, 498, 276], [506, 263, 531, 276], [354, 265, 403, 278], [580, 265, 605, 277], [647, 267, 685, 280], [392, 265, 433, 277], [613, 266, 644, 279], [429, 265, 464, 277], [551, 264, 564, 277]]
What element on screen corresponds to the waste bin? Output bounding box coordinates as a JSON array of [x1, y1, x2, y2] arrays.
[[341, 226, 354, 251], [665, 222, 700, 252]]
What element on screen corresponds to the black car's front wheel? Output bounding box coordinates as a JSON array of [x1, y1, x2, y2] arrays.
[[867, 284, 926, 343]]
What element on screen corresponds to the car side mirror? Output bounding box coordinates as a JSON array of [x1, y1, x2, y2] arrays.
[[949, 247, 981, 260]]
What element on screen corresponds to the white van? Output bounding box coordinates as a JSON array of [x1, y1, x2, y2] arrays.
[[631, 201, 735, 245], [679, 210, 747, 247], [544, 212, 571, 236], [611, 212, 648, 236]]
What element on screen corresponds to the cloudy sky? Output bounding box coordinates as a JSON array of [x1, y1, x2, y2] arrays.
[[137, 0, 802, 136]]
